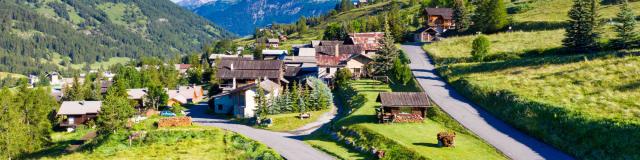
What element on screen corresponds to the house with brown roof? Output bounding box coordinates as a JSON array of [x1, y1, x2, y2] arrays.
[[57, 101, 102, 128], [314, 41, 372, 81], [347, 32, 385, 55], [215, 59, 287, 90], [212, 79, 282, 118], [414, 27, 441, 42], [424, 8, 455, 29], [376, 92, 432, 123]]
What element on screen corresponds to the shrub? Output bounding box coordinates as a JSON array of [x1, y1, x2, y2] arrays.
[[471, 35, 491, 61]]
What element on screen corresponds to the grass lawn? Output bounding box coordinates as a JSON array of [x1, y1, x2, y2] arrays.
[[0, 72, 26, 79], [69, 57, 131, 70], [338, 80, 505, 159], [305, 80, 505, 160], [262, 109, 331, 132], [512, 0, 640, 23], [32, 117, 281, 159]]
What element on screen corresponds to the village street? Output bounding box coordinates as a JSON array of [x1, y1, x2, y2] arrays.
[[186, 103, 335, 160], [401, 44, 573, 160]]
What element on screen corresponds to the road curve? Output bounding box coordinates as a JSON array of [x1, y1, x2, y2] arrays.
[[186, 104, 335, 160], [401, 43, 573, 160]]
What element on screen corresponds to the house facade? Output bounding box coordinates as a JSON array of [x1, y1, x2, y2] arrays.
[[57, 101, 102, 128], [424, 8, 454, 29], [314, 41, 372, 81], [212, 79, 281, 118], [215, 59, 286, 91]]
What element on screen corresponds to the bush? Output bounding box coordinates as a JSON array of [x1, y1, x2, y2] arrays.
[[471, 35, 491, 61]]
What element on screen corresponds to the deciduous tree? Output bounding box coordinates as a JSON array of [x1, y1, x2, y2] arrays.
[[472, 35, 491, 61]]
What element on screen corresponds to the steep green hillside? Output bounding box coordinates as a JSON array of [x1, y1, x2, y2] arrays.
[[0, 0, 234, 75], [424, 0, 640, 159]]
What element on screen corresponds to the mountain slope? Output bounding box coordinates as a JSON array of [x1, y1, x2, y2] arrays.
[[0, 0, 234, 75], [191, 0, 339, 36]]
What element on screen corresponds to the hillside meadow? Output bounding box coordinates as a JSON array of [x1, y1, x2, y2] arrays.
[[423, 0, 640, 159]]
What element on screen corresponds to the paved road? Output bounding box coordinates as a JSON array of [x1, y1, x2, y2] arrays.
[[290, 105, 338, 135], [401, 44, 573, 160], [186, 103, 335, 160]]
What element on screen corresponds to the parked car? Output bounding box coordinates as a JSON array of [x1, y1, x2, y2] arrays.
[[160, 110, 176, 117]]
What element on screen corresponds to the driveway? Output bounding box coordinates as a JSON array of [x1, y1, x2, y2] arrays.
[[187, 103, 335, 160], [401, 44, 573, 160]]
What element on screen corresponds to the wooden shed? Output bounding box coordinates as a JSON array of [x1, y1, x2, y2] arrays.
[[376, 92, 432, 123]]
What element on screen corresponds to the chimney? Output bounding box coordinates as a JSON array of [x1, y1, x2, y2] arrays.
[[334, 44, 340, 57]]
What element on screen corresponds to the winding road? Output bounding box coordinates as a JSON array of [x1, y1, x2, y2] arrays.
[[186, 103, 335, 160], [401, 44, 573, 160]]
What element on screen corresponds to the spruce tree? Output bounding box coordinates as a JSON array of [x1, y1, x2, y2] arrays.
[[373, 17, 399, 76], [452, 0, 471, 32], [297, 16, 308, 37], [563, 0, 599, 51], [614, 0, 638, 49]]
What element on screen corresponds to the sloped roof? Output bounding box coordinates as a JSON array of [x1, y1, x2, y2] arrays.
[[57, 101, 102, 115], [377, 92, 431, 107], [267, 38, 280, 43], [177, 85, 203, 99], [316, 45, 364, 56], [175, 64, 191, 70], [425, 8, 453, 19], [127, 88, 147, 100], [348, 32, 384, 51], [298, 48, 316, 57], [216, 60, 283, 79], [167, 90, 188, 104], [285, 66, 301, 77]]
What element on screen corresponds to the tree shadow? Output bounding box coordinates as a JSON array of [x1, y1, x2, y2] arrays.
[[337, 115, 378, 126], [511, 21, 568, 32], [616, 81, 640, 92], [412, 142, 440, 148]]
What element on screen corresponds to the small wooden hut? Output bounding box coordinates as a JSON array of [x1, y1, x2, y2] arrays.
[[376, 92, 432, 123]]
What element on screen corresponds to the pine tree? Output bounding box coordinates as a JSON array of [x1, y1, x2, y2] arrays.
[[97, 85, 135, 134], [254, 81, 268, 119], [472, 0, 508, 33], [614, 0, 638, 49], [373, 17, 399, 76], [297, 16, 308, 37], [563, 0, 599, 51], [452, 0, 471, 32]]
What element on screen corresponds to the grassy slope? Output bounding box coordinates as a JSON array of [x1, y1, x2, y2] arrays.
[[423, 0, 640, 159], [335, 80, 505, 160], [0, 72, 26, 79], [424, 0, 640, 127], [32, 117, 281, 159]]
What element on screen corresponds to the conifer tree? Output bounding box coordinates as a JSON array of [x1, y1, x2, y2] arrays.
[[373, 17, 400, 76], [452, 0, 471, 32], [297, 16, 308, 37], [614, 0, 638, 49], [563, 0, 599, 51], [254, 81, 268, 119], [97, 85, 135, 134]]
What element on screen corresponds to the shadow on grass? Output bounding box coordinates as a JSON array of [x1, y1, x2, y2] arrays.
[[22, 140, 77, 159], [337, 115, 378, 127], [616, 81, 640, 92], [412, 142, 440, 148], [512, 21, 568, 32]]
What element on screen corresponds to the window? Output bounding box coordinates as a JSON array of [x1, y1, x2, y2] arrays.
[[353, 68, 361, 75], [217, 105, 223, 111], [326, 68, 331, 74]]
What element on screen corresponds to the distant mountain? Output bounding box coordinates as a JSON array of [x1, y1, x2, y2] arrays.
[[174, 0, 218, 9], [186, 0, 340, 36], [0, 0, 234, 74]]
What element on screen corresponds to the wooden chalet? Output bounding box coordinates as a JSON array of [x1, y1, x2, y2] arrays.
[[376, 92, 432, 123], [424, 8, 455, 29], [267, 38, 280, 48], [215, 59, 287, 90], [414, 27, 440, 42], [57, 101, 102, 128]]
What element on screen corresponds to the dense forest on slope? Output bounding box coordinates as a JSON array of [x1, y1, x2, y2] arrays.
[[0, 0, 234, 75]]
